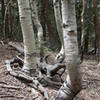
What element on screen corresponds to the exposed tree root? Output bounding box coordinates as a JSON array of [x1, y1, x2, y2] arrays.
[[37, 59, 66, 78], [6, 42, 67, 99], [5, 59, 49, 100], [8, 42, 24, 55], [4, 56, 66, 99], [8, 42, 66, 78], [38, 76, 62, 89]]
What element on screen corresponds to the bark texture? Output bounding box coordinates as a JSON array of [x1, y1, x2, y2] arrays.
[[17, 0, 37, 70], [30, 0, 44, 61], [93, 0, 100, 63], [53, 0, 65, 61], [45, 0, 53, 46], [81, 0, 86, 60], [56, 0, 82, 99]]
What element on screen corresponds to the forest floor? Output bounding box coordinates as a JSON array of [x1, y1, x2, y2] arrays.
[[0, 43, 100, 100]]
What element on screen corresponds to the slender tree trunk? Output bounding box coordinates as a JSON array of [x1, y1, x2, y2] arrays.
[[1, 0, 5, 19], [30, 0, 44, 61], [45, 0, 53, 46], [81, 0, 86, 61], [75, 1, 82, 55], [93, 0, 98, 54], [53, 0, 65, 61], [1, 0, 5, 38], [93, 0, 100, 64], [8, 1, 13, 40], [84, 30, 89, 53], [56, 0, 82, 99], [17, 0, 37, 71], [3, 0, 11, 39], [41, 0, 46, 41]]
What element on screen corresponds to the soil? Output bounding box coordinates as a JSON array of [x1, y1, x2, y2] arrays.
[[0, 43, 100, 100]]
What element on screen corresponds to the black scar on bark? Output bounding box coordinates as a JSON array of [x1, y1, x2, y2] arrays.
[[63, 23, 68, 28]]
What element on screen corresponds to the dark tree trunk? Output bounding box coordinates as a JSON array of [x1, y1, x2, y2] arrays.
[[84, 30, 89, 53], [1, 0, 5, 39], [41, 0, 46, 41], [1, 0, 5, 20], [93, 0, 100, 62], [8, 1, 13, 40], [93, 0, 98, 54], [45, 0, 53, 46]]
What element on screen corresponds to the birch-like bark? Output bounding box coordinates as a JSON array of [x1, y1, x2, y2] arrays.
[[30, 0, 44, 61], [56, 0, 82, 99], [53, 0, 65, 61], [17, 0, 37, 71]]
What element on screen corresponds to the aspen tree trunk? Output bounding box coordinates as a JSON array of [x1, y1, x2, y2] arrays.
[[30, 0, 44, 61], [56, 0, 82, 99], [53, 0, 65, 61], [17, 0, 37, 71]]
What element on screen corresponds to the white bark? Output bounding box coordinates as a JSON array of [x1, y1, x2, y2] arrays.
[[30, 0, 44, 59], [53, 0, 65, 61], [17, 0, 37, 70], [56, 0, 82, 100]]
